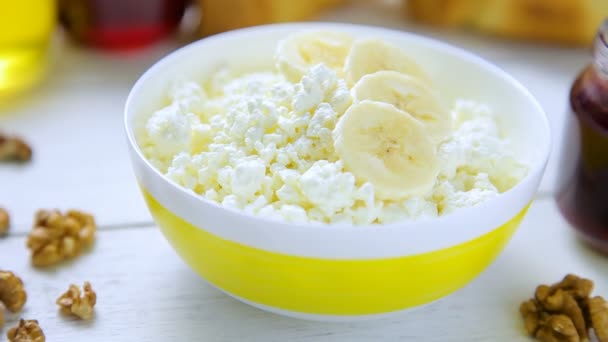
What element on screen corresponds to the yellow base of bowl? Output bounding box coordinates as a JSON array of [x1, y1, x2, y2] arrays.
[[142, 189, 530, 318]]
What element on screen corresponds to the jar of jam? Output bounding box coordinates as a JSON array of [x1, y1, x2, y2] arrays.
[[58, 0, 188, 51], [556, 20, 608, 255]]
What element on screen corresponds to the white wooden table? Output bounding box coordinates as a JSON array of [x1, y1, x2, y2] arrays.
[[1, 1, 607, 341]]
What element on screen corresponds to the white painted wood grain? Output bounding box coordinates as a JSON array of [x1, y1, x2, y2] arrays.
[[0, 198, 606, 341], [0, 2, 602, 341]]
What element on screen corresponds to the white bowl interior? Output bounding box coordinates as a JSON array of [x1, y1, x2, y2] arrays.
[[129, 23, 548, 166], [124, 23, 551, 258]]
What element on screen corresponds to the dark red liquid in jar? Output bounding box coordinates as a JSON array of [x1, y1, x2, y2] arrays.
[[59, 0, 187, 50], [556, 38, 608, 254]]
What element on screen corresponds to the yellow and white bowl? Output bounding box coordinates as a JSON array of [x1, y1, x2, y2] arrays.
[[124, 23, 551, 321]]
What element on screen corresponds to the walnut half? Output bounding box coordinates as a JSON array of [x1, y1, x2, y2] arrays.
[[520, 274, 607, 342], [535, 315, 580, 342], [0, 208, 9, 237], [0, 271, 27, 313], [56, 282, 97, 320], [0, 134, 32, 162], [6, 319, 45, 342], [520, 299, 544, 336], [26, 209, 96, 267], [535, 287, 587, 340], [588, 296, 608, 342]]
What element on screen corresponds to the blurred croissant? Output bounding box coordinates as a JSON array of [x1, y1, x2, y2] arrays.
[[407, 0, 608, 46], [198, 0, 347, 36]]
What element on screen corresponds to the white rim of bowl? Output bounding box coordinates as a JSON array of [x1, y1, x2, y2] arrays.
[[124, 22, 552, 236]]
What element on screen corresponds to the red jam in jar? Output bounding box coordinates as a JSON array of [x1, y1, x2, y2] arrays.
[[556, 20, 608, 255], [58, 0, 188, 50]]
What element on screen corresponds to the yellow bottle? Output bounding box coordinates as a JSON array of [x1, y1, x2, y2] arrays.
[[0, 1, 56, 99]]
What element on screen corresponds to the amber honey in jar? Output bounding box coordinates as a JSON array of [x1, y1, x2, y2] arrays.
[[556, 20, 608, 255], [58, 0, 188, 50]]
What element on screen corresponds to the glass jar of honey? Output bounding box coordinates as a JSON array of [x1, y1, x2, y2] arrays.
[[0, 1, 57, 99], [556, 20, 608, 255], [58, 0, 188, 51]]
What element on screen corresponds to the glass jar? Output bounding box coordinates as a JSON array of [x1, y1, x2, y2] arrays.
[[555, 20, 608, 255], [58, 0, 188, 50], [0, 1, 57, 99]]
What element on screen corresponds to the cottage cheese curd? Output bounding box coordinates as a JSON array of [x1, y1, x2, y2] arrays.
[[137, 39, 527, 225]]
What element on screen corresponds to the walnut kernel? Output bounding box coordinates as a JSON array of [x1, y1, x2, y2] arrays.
[[0, 134, 32, 162], [553, 274, 594, 300], [521, 299, 543, 336], [0, 208, 11, 237], [535, 287, 587, 340], [0, 208, 9, 237], [588, 296, 608, 342], [0, 271, 27, 313], [56, 282, 97, 320], [6, 319, 45, 342], [26, 209, 96, 267], [535, 315, 580, 342], [521, 274, 607, 342]]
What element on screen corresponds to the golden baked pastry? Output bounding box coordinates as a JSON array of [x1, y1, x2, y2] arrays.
[[198, 0, 347, 36], [407, 0, 608, 46]]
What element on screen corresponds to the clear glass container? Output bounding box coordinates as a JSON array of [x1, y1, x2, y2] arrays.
[[59, 0, 188, 51], [0, 1, 57, 99], [555, 20, 608, 255]]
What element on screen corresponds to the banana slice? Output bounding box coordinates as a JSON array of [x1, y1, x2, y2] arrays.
[[352, 70, 452, 144], [275, 30, 353, 82], [344, 38, 429, 86], [333, 100, 439, 200]]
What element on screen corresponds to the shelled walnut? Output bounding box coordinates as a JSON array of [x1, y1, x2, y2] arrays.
[[0, 271, 27, 330], [0, 271, 27, 314], [588, 296, 608, 342], [26, 209, 96, 267], [0, 134, 32, 162], [535, 314, 580, 342], [535, 287, 587, 339], [520, 274, 608, 342], [0, 208, 9, 236], [56, 282, 97, 320], [6, 319, 45, 342]]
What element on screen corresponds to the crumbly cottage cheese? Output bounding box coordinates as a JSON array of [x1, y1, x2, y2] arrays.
[[137, 61, 527, 225]]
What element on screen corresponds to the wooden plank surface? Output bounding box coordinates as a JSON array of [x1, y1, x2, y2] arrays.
[[1, 2, 603, 340], [1, 199, 606, 341]]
